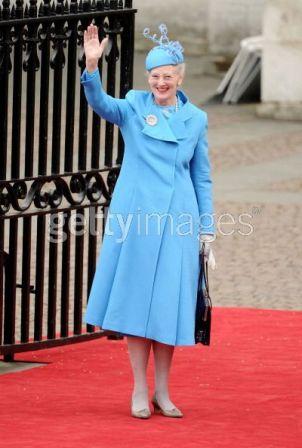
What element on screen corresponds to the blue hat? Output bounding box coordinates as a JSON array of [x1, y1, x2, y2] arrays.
[[143, 24, 184, 71]]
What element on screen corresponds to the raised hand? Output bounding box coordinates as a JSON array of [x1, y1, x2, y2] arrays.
[[84, 24, 109, 72]]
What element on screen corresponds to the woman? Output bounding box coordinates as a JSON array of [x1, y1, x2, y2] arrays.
[[81, 23, 216, 419]]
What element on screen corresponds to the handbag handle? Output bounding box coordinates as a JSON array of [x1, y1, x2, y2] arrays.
[[199, 246, 211, 303], [204, 253, 210, 297]]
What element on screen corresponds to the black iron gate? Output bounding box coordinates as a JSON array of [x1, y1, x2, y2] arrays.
[[0, 0, 136, 361]]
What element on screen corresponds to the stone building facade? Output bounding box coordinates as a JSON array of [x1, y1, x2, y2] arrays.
[[134, 0, 265, 57]]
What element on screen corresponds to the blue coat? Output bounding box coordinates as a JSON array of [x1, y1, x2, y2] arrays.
[[80, 68, 215, 346]]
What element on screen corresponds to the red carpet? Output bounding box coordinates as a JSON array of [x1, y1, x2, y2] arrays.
[[1, 307, 301, 448]]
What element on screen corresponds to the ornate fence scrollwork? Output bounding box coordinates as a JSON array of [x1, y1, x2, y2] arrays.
[[0, 168, 119, 217]]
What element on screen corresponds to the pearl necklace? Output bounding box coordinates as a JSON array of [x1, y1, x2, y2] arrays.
[[175, 95, 179, 112], [154, 95, 179, 115]]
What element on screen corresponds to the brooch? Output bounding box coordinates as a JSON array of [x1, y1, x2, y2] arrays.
[[146, 114, 158, 126]]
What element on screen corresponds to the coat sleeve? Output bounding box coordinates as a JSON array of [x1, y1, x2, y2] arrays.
[[80, 68, 128, 127], [189, 113, 216, 235]]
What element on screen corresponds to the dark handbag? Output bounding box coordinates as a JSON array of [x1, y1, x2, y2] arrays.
[[195, 246, 212, 345]]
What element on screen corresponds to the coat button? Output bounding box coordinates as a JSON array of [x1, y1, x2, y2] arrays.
[[146, 114, 158, 126]]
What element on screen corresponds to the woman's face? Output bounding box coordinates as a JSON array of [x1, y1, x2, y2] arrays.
[[147, 65, 183, 106]]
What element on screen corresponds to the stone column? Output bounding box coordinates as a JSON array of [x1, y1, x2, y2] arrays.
[[257, 0, 302, 120]]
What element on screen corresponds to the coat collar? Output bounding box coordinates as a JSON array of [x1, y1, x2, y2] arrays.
[[126, 89, 195, 143]]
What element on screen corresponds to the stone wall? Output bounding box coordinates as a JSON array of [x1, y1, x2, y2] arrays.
[[133, 0, 209, 55], [207, 0, 265, 56], [134, 0, 265, 57]]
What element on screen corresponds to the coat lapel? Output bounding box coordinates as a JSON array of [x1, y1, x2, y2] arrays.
[[141, 100, 178, 143], [168, 90, 195, 140], [127, 89, 194, 144]]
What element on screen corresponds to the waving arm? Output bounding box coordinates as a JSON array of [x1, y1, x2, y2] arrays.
[[80, 24, 128, 127]]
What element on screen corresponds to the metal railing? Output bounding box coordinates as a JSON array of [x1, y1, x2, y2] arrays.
[[0, 0, 136, 360]]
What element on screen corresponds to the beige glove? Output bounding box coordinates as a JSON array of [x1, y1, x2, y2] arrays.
[[199, 234, 216, 270]]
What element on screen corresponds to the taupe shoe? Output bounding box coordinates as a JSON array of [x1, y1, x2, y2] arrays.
[[131, 398, 151, 419], [151, 393, 183, 418]]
